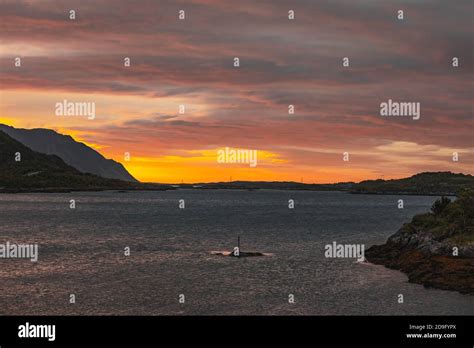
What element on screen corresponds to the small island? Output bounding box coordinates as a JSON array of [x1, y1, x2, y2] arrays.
[[211, 237, 269, 257], [366, 189, 474, 294]]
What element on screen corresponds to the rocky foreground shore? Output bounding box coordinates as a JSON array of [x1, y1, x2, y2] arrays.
[[366, 190, 474, 294]]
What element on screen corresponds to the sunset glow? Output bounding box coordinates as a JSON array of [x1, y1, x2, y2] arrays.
[[1, 0, 472, 183]]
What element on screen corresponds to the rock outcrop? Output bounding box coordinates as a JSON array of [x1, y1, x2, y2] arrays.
[[366, 190, 474, 294]]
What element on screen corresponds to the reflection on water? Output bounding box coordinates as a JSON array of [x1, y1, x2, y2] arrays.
[[0, 190, 472, 315]]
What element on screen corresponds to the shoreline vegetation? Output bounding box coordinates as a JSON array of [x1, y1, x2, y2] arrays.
[[366, 190, 474, 294]]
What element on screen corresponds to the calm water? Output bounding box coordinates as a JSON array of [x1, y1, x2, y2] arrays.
[[0, 190, 472, 315]]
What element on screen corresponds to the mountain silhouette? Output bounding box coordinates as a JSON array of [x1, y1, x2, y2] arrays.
[[0, 124, 137, 182], [0, 130, 137, 191]]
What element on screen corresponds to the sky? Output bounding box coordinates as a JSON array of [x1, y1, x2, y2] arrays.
[[0, 0, 473, 183]]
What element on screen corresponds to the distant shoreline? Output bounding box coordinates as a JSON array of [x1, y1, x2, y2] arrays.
[[0, 186, 174, 194], [2, 170, 473, 196], [0, 187, 459, 196]]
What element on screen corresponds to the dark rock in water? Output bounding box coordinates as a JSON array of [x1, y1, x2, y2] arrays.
[[211, 236, 269, 257], [230, 251, 265, 257], [210, 250, 269, 257], [366, 244, 474, 294]]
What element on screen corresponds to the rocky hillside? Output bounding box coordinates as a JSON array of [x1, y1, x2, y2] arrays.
[[366, 189, 474, 294]]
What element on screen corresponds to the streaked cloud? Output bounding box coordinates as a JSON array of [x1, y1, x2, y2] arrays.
[[1, 0, 472, 182]]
